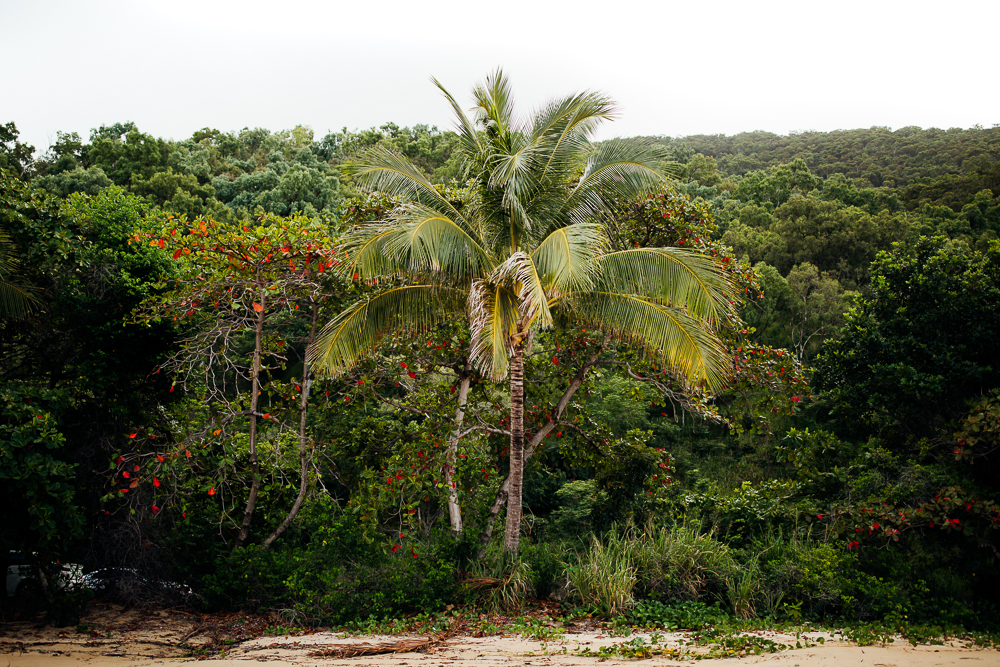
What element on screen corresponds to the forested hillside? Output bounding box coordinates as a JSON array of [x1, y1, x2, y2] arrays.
[[2, 111, 998, 638]]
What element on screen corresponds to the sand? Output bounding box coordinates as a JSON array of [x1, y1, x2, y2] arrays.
[[1, 602, 997, 667]]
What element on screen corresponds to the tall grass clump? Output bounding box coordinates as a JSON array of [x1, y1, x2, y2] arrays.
[[567, 528, 637, 614], [464, 549, 532, 613], [633, 522, 734, 602]]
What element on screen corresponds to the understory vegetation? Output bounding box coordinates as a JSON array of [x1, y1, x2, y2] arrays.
[[1, 88, 998, 637]]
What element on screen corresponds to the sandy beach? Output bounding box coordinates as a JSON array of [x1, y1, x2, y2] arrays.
[[1, 603, 997, 667]]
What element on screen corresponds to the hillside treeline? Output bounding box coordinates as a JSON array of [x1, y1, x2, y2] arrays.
[[1, 118, 998, 633]]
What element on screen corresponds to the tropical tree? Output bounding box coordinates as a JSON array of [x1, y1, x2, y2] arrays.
[[309, 71, 735, 553]]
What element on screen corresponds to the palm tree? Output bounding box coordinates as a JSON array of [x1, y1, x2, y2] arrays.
[[309, 71, 735, 553]]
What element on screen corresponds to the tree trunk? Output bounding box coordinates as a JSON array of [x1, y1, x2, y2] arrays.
[[234, 283, 265, 550], [502, 337, 526, 553], [35, 562, 57, 625], [445, 361, 472, 533], [479, 340, 606, 558], [262, 300, 319, 548]]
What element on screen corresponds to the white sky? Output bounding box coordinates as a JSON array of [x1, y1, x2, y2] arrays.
[[4, 0, 998, 154]]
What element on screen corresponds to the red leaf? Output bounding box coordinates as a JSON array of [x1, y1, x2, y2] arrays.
[[400, 362, 407, 368], [252, 302, 263, 312], [133, 465, 140, 472], [129, 433, 137, 439], [318, 262, 325, 273], [408, 371, 416, 379], [122, 471, 130, 478], [120, 488, 128, 493], [151, 505, 160, 514], [185, 449, 191, 458], [116, 456, 125, 464], [352, 272, 359, 280], [157, 239, 165, 249], [156, 454, 164, 462], [262, 412, 271, 419], [208, 486, 215, 496], [172, 249, 183, 260]]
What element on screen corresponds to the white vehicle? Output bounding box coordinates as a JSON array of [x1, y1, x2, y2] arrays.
[[80, 568, 193, 594], [5, 552, 86, 598]]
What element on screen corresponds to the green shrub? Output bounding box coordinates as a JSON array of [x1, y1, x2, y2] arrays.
[[198, 496, 458, 625], [520, 540, 567, 600]]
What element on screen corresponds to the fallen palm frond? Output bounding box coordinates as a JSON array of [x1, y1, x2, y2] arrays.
[[461, 576, 504, 590], [305, 631, 450, 658], [462, 555, 532, 613]]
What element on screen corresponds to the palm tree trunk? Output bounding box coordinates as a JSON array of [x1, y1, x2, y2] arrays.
[[503, 337, 526, 553], [478, 340, 607, 558], [262, 300, 319, 548], [234, 283, 265, 550], [445, 361, 472, 533]]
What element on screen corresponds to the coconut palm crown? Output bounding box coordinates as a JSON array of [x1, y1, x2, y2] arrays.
[[309, 70, 735, 552]]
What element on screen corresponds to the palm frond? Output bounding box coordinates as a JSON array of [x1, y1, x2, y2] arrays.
[[531, 92, 617, 181], [591, 248, 734, 323], [432, 76, 482, 158], [0, 229, 41, 319], [490, 251, 551, 327], [309, 285, 466, 377], [531, 223, 606, 294], [342, 205, 495, 281], [472, 69, 520, 141], [530, 91, 616, 143], [468, 281, 521, 380], [0, 279, 42, 319], [556, 290, 730, 389], [344, 146, 468, 223], [565, 139, 669, 220]]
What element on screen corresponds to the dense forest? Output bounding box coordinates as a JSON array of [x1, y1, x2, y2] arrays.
[[2, 101, 999, 639]]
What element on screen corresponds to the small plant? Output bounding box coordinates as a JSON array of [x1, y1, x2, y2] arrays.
[[843, 623, 896, 647], [341, 615, 410, 635], [626, 599, 730, 630], [727, 564, 759, 619], [576, 633, 689, 660], [701, 631, 790, 657], [508, 616, 565, 641], [474, 620, 503, 635]]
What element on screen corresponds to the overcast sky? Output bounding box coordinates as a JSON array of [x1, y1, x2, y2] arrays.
[[4, 0, 998, 154]]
